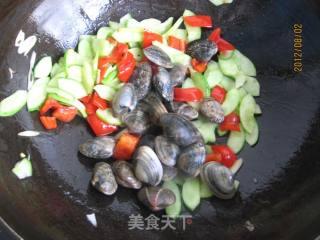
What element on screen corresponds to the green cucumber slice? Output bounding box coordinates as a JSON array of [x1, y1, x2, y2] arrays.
[[238, 87, 247, 101], [219, 76, 235, 91], [193, 117, 217, 143], [233, 50, 256, 77], [152, 41, 191, 66], [171, 29, 188, 41], [235, 71, 247, 88], [50, 63, 64, 78], [219, 50, 235, 60], [128, 17, 174, 34], [205, 63, 224, 88], [78, 39, 94, 59], [163, 17, 184, 38], [97, 27, 114, 39], [163, 180, 181, 218], [245, 118, 259, 146], [183, 9, 201, 42], [58, 79, 87, 99], [12, 157, 32, 180], [119, 13, 133, 27], [92, 39, 115, 57], [191, 73, 210, 98], [94, 85, 116, 101], [109, 21, 120, 30], [129, 48, 143, 62], [65, 49, 83, 67], [82, 61, 95, 94], [227, 126, 246, 154], [34, 56, 52, 79], [112, 28, 143, 43], [46, 87, 74, 100], [182, 178, 200, 211], [0, 90, 27, 117], [200, 179, 214, 198], [96, 109, 122, 126], [128, 42, 140, 48], [239, 94, 256, 133], [243, 76, 260, 97], [153, 17, 174, 34], [27, 78, 49, 111], [222, 88, 240, 115], [218, 57, 239, 78], [255, 104, 262, 114], [182, 77, 196, 88], [209, 0, 224, 6], [67, 66, 82, 82]]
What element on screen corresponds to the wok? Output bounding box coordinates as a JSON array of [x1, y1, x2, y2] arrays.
[[0, 0, 320, 239]]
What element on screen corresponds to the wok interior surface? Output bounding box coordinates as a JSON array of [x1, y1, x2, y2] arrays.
[[0, 0, 320, 239]]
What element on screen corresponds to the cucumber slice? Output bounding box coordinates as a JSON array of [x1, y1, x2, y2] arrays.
[[219, 76, 235, 91], [219, 50, 235, 60], [12, 157, 32, 180], [245, 118, 259, 146], [163, 17, 184, 38], [96, 109, 122, 126], [255, 104, 262, 114], [191, 73, 210, 98], [112, 28, 143, 43], [200, 179, 214, 198], [152, 41, 191, 66], [102, 66, 119, 87], [34, 56, 52, 79], [67, 66, 82, 82], [27, 78, 49, 111], [205, 65, 224, 88], [129, 48, 143, 62], [174, 175, 185, 186], [182, 77, 196, 88], [209, 0, 224, 6], [153, 17, 174, 34], [243, 76, 260, 97], [227, 126, 246, 154], [92, 39, 115, 57], [129, 17, 174, 34], [97, 27, 114, 40], [65, 49, 83, 67], [182, 178, 200, 211], [235, 71, 247, 88], [126, 18, 141, 29], [78, 39, 94, 59], [171, 29, 188, 41], [46, 87, 75, 100], [218, 57, 239, 78], [94, 85, 116, 101], [230, 158, 243, 175], [163, 180, 181, 218], [58, 79, 87, 99], [193, 117, 217, 143], [82, 61, 95, 94], [50, 63, 63, 78], [222, 88, 240, 115], [109, 21, 120, 30], [239, 94, 256, 133], [0, 90, 27, 117], [238, 87, 247, 101], [128, 42, 140, 48], [233, 50, 256, 77], [183, 10, 201, 42], [119, 13, 133, 27]]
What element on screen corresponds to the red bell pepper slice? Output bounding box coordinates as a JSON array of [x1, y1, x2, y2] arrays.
[[211, 145, 237, 168], [184, 15, 213, 28], [191, 58, 208, 73], [87, 114, 118, 136], [91, 92, 108, 110], [117, 52, 136, 82], [143, 31, 163, 48], [208, 27, 235, 52], [40, 98, 62, 115], [219, 112, 241, 132], [205, 152, 222, 163], [113, 132, 140, 160], [174, 87, 204, 102], [80, 95, 92, 104], [80, 95, 97, 115], [52, 106, 78, 123], [168, 36, 186, 52], [211, 85, 227, 104], [40, 116, 58, 130]]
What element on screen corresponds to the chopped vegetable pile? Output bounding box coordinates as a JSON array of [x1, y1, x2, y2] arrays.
[[2, 9, 261, 217]]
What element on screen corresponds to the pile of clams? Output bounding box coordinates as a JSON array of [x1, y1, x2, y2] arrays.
[[79, 40, 239, 212]]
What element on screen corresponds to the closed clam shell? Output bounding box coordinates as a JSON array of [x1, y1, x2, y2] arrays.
[[79, 137, 115, 159], [112, 161, 142, 189], [200, 162, 237, 199], [143, 45, 174, 68], [112, 83, 138, 117], [154, 136, 180, 167], [122, 104, 151, 135], [173, 102, 199, 121], [186, 39, 218, 62], [162, 165, 178, 182], [134, 146, 163, 186], [177, 142, 206, 177], [137, 186, 176, 211], [130, 62, 152, 100], [170, 64, 187, 86], [200, 98, 225, 123], [91, 162, 118, 195], [141, 92, 168, 124], [153, 67, 174, 102]]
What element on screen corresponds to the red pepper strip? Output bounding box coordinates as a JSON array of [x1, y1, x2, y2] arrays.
[[183, 15, 213, 28], [40, 116, 58, 130], [52, 106, 78, 123], [168, 36, 186, 52], [219, 112, 241, 132], [205, 152, 222, 163], [80, 95, 92, 104], [211, 85, 227, 104], [117, 52, 136, 82], [143, 31, 163, 48], [211, 145, 237, 168], [40, 98, 62, 115], [91, 92, 108, 110], [80, 95, 98, 115], [113, 132, 140, 160], [174, 87, 204, 102], [191, 58, 208, 73], [208, 27, 235, 52], [99, 43, 129, 66], [87, 114, 118, 136]]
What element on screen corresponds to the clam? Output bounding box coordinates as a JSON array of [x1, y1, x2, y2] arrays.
[[134, 146, 163, 186], [141, 92, 168, 124], [79, 137, 115, 159], [138, 187, 176, 211], [172, 102, 199, 121], [162, 165, 178, 182], [154, 136, 180, 167], [122, 104, 151, 135], [170, 64, 188, 86], [200, 98, 225, 123], [186, 39, 218, 62], [112, 161, 142, 189], [143, 45, 174, 68], [153, 67, 174, 102], [138, 134, 157, 150], [177, 142, 206, 177], [200, 162, 237, 199], [91, 162, 118, 195], [129, 62, 152, 100], [160, 113, 202, 147], [112, 83, 137, 118]]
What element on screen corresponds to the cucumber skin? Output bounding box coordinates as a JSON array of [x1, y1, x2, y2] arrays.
[[200, 180, 214, 198], [0, 90, 28, 117], [227, 126, 246, 154], [182, 178, 201, 211]]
